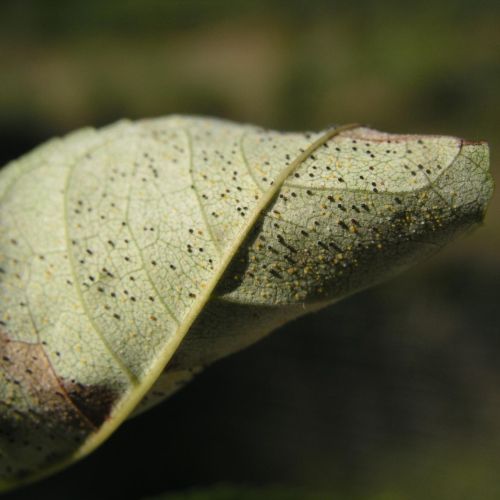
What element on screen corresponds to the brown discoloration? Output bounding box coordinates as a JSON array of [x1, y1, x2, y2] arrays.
[[461, 139, 488, 146], [0, 329, 117, 481], [0, 330, 90, 425], [60, 381, 116, 427]]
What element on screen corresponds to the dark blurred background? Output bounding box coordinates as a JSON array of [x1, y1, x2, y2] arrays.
[[1, 1, 499, 499]]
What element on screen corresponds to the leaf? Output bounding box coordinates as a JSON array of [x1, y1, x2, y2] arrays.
[[0, 116, 493, 491]]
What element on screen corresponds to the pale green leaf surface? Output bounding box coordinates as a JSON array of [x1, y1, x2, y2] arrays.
[[0, 116, 493, 491]]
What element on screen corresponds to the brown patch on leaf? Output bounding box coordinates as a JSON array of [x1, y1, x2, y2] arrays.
[[0, 330, 90, 427], [0, 329, 118, 480], [60, 380, 116, 427], [461, 139, 487, 146]]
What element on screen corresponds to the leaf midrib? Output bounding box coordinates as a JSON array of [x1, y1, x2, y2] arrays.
[[75, 122, 360, 450], [2, 122, 360, 490]]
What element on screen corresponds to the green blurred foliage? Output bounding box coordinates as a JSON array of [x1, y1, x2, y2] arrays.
[[1, 1, 499, 499], [148, 484, 328, 500], [1, 0, 498, 245]]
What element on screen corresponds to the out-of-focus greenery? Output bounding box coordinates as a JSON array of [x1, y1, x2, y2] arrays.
[[1, 0, 498, 249], [149, 484, 328, 500], [1, 1, 499, 499]]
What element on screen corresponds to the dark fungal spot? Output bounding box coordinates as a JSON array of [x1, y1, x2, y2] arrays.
[[269, 268, 283, 279], [329, 242, 342, 252], [61, 380, 118, 427]]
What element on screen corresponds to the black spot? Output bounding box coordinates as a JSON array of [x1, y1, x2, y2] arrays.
[[269, 269, 283, 279]]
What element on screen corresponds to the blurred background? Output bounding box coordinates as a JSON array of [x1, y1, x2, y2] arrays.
[[1, 1, 499, 498]]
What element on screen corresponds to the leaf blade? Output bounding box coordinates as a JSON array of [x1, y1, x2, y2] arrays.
[[0, 117, 492, 490]]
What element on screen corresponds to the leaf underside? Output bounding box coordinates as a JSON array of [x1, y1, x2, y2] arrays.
[[0, 116, 493, 491]]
